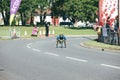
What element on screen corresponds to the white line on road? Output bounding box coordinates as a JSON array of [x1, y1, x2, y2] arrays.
[[32, 48, 41, 52], [27, 43, 32, 46], [27, 46, 31, 48], [101, 64, 120, 70], [65, 56, 88, 62], [26, 43, 32, 48], [44, 52, 59, 56]]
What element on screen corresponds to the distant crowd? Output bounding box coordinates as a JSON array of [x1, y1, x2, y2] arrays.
[[93, 17, 119, 45]]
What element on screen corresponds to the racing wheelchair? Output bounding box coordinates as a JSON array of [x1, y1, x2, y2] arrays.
[[56, 34, 66, 48]]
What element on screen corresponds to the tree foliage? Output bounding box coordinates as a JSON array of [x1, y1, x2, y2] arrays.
[[0, 0, 98, 25], [0, 0, 10, 25], [17, 0, 49, 25], [52, 0, 98, 23], [0, 0, 49, 25]]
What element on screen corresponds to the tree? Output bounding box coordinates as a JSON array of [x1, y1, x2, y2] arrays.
[[0, 0, 10, 25], [0, 0, 98, 25], [0, 0, 49, 25], [35, 0, 49, 25], [51, 0, 98, 23], [18, 0, 49, 25], [18, 0, 37, 25]]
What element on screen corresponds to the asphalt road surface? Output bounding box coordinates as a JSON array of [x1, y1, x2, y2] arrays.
[[0, 36, 120, 80]]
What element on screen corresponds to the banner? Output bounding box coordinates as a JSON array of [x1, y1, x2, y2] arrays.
[[99, 0, 118, 27], [118, 0, 120, 28], [10, 0, 22, 25]]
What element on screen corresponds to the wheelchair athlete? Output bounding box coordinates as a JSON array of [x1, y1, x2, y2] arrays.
[[56, 34, 67, 48]]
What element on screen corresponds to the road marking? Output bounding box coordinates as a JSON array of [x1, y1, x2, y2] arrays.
[[27, 43, 32, 46], [101, 64, 120, 70], [26, 43, 32, 48], [27, 46, 31, 48], [65, 56, 88, 62], [44, 52, 59, 56], [32, 48, 41, 52]]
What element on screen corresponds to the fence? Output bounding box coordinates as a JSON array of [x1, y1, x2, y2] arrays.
[[100, 28, 120, 45], [0, 27, 20, 38], [0, 27, 55, 38]]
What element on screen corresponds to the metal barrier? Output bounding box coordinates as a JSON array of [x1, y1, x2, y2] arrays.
[[100, 28, 119, 45], [0, 28, 20, 39]]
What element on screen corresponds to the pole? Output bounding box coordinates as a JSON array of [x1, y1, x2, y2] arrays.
[[9, 26, 12, 38], [119, 0, 120, 45]]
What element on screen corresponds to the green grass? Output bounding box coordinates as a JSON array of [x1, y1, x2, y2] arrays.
[[84, 40, 120, 51], [0, 26, 96, 38], [52, 27, 96, 35]]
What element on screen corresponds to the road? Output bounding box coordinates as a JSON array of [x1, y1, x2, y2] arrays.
[[0, 36, 120, 80]]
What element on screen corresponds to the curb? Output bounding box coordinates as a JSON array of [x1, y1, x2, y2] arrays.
[[66, 35, 97, 37], [80, 42, 120, 53]]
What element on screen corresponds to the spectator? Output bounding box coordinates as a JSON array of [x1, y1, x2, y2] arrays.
[[102, 20, 108, 43], [31, 26, 38, 37], [93, 18, 102, 42], [45, 21, 49, 37]]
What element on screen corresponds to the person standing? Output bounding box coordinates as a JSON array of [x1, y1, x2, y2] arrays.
[[45, 21, 49, 37], [102, 20, 108, 43], [93, 18, 102, 42]]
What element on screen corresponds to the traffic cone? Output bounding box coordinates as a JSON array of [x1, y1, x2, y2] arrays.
[[39, 30, 42, 37], [49, 30, 51, 36], [43, 30, 45, 36], [52, 30, 55, 37], [24, 30, 27, 37], [12, 28, 17, 39]]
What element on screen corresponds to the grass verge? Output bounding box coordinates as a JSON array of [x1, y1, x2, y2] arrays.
[[0, 26, 96, 38], [83, 40, 120, 51]]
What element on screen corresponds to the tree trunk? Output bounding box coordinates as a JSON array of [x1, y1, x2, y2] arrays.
[[1, 10, 6, 25], [30, 13, 34, 25], [1, 10, 10, 25], [20, 13, 26, 25], [5, 11, 10, 25], [20, 13, 23, 25]]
